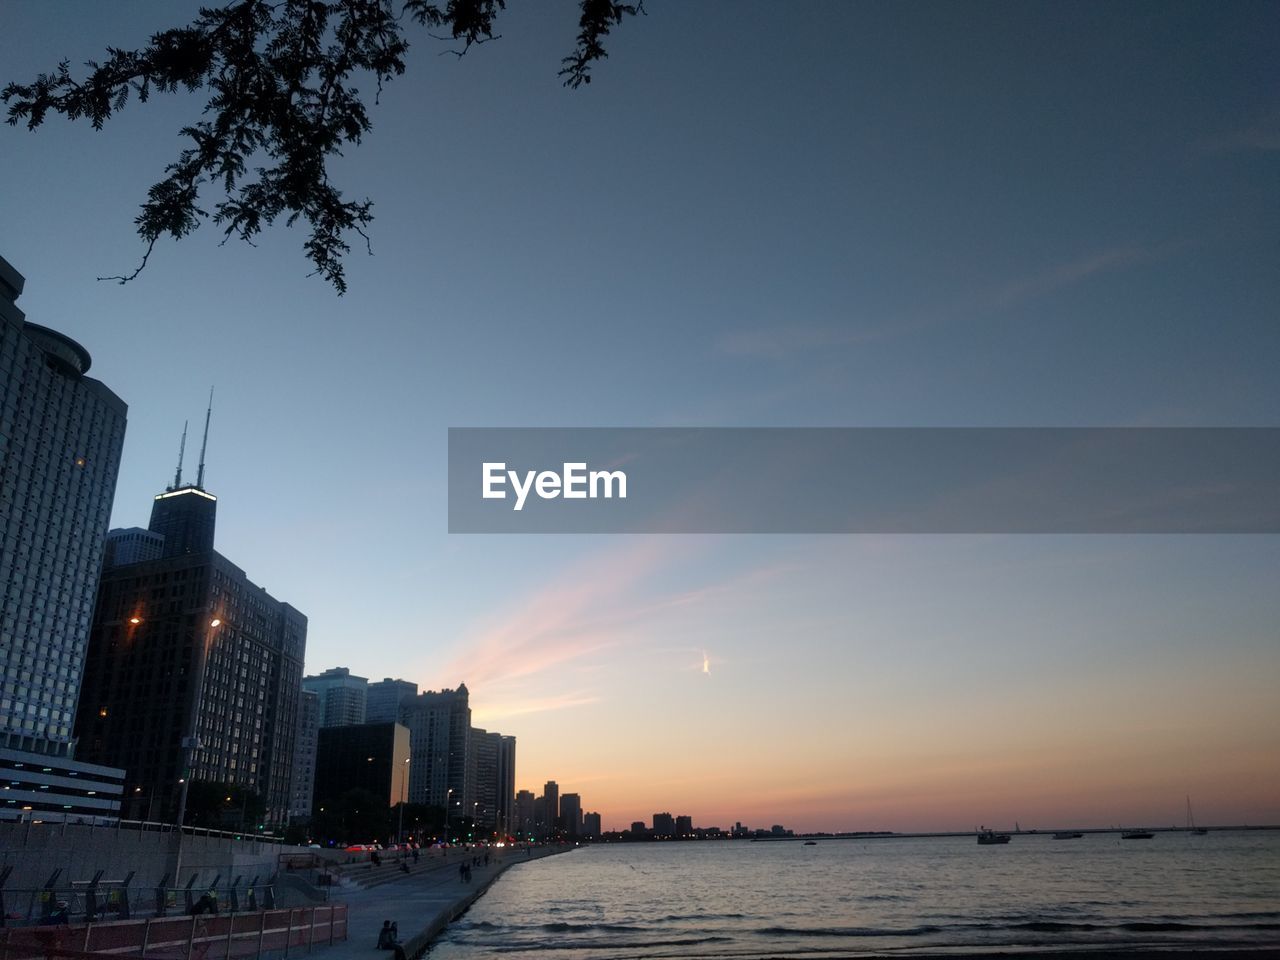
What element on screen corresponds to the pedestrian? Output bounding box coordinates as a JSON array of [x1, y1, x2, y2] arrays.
[[458, 862, 466, 884], [377, 921, 395, 949]]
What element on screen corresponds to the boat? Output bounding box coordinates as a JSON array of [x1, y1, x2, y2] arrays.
[[803, 840, 817, 845], [1121, 829, 1155, 839], [1186, 797, 1208, 835], [1052, 831, 1083, 839], [977, 827, 1011, 845]]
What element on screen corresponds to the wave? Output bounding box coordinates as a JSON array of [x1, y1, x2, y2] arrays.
[[478, 936, 733, 953], [757, 924, 940, 938], [540, 922, 649, 933]]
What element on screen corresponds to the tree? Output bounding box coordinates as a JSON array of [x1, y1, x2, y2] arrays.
[[183, 780, 266, 830], [311, 787, 389, 844], [3, 0, 641, 294]]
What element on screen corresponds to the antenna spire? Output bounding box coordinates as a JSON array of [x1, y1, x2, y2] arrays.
[[196, 386, 213, 490], [172, 420, 188, 490]]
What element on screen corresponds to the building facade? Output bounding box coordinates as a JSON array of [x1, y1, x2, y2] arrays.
[[0, 256, 127, 761], [560, 792, 582, 837], [0, 255, 128, 818], [397, 684, 471, 812], [302, 667, 367, 728], [290, 688, 320, 821], [365, 677, 417, 724], [103, 527, 164, 567], [514, 789, 535, 838], [76, 473, 306, 827], [312, 722, 410, 811], [543, 780, 559, 834]]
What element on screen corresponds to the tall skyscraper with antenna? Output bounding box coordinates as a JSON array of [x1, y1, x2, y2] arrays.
[[77, 393, 307, 827], [149, 390, 217, 557]]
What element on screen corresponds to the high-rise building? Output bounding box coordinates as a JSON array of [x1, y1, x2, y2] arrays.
[[103, 527, 164, 567], [676, 815, 693, 836], [76, 440, 306, 827], [560, 792, 582, 836], [514, 789, 535, 838], [312, 722, 410, 811], [543, 780, 560, 834], [290, 689, 320, 821], [496, 735, 516, 836], [467, 728, 517, 835], [397, 684, 470, 812], [533, 795, 547, 837], [469, 729, 500, 833], [0, 255, 129, 819], [652, 812, 675, 837], [365, 677, 418, 723], [582, 811, 601, 838], [302, 667, 367, 728]]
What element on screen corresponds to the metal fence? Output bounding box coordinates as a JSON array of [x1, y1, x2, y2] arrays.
[[0, 879, 277, 928], [0, 904, 347, 960], [1, 815, 286, 846]]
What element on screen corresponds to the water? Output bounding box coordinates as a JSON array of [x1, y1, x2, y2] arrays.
[[428, 832, 1280, 959]]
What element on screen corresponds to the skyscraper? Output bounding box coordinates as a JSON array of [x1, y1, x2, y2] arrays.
[[397, 684, 471, 812], [543, 780, 560, 834], [514, 789, 535, 838], [560, 792, 582, 837], [365, 677, 418, 724], [76, 430, 306, 827], [0, 255, 127, 763], [496, 735, 516, 836], [290, 689, 320, 821], [0, 257, 129, 821], [302, 667, 368, 727]]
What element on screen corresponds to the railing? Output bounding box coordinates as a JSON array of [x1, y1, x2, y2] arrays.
[[1, 813, 287, 846], [0, 904, 347, 960], [0, 884, 277, 928]]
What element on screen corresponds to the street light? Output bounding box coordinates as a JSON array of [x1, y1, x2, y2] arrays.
[[173, 613, 225, 830], [445, 788, 453, 843]]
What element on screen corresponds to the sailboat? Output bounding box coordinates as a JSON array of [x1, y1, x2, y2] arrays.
[[1187, 796, 1208, 835]]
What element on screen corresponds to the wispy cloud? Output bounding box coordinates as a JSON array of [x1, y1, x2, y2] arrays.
[[715, 323, 899, 360], [472, 692, 601, 723], [714, 240, 1187, 363], [985, 245, 1155, 309], [421, 544, 793, 720], [428, 538, 673, 690]]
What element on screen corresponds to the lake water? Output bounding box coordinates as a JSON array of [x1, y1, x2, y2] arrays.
[[428, 832, 1280, 958]]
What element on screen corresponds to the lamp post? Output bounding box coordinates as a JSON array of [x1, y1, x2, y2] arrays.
[[174, 614, 222, 829], [162, 610, 222, 888], [445, 788, 453, 843]]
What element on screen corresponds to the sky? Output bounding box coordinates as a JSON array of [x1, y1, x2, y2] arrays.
[[2, 1, 1277, 833]]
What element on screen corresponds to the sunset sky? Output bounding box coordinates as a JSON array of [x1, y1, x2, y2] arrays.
[[2, 1, 1277, 832]]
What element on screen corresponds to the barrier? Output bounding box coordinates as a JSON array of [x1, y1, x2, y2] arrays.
[[0, 904, 347, 960]]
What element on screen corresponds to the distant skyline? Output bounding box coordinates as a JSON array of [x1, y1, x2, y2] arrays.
[[2, 1, 1277, 832]]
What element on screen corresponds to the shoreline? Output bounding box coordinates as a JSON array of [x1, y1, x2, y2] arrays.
[[311, 844, 573, 960]]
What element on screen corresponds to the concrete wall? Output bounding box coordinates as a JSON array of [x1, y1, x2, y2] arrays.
[[0, 820, 299, 895]]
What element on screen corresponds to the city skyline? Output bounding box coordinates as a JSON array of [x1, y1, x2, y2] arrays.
[[2, 1, 1277, 833]]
